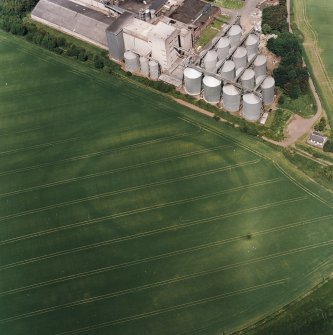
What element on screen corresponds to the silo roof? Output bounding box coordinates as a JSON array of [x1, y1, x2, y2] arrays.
[[223, 84, 239, 95], [245, 34, 258, 46], [228, 25, 242, 36], [217, 37, 230, 48], [254, 54, 267, 66], [243, 93, 260, 104], [222, 60, 235, 72], [203, 76, 221, 87], [256, 75, 266, 85], [184, 67, 202, 79], [205, 50, 218, 61], [241, 69, 255, 80], [233, 47, 247, 58], [261, 76, 275, 88]]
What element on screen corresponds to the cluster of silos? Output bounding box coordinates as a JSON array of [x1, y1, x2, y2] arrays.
[[125, 51, 160, 80]]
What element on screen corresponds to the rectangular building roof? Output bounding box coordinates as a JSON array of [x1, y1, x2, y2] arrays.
[[107, 12, 134, 34], [149, 21, 177, 40], [32, 0, 115, 47], [123, 18, 154, 41]]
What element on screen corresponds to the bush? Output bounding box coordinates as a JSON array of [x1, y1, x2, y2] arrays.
[[93, 56, 104, 69], [314, 117, 327, 132], [323, 140, 333, 153]]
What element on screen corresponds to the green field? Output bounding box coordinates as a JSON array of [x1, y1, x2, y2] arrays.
[[292, 0, 333, 125], [0, 31, 333, 335]]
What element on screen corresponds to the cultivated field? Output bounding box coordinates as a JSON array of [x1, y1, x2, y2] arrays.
[[0, 31, 332, 335], [292, 0, 333, 125]]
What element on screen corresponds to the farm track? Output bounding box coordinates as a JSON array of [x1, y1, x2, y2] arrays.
[[0, 158, 258, 225], [1, 31, 333, 335], [54, 279, 288, 335], [0, 196, 308, 297], [0, 130, 201, 177], [0, 145, 231, 198]]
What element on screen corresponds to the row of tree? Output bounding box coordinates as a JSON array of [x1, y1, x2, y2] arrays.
[[262, 1, 310, 99]]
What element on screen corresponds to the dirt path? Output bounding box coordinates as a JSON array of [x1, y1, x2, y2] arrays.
[[262, 1, 323, 148], [172, 98, 214, 117]]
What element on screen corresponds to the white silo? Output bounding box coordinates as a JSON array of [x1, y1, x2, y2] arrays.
[[183, 67, 202, 96], [203, 76, 222, 103], [204, 50, 218, 73], [149, 60, 160, 80], [223, 84, 241, 112], [216, 37, 230, 61], [228, 25, 242, 47], [261, 76, 275, 104], [124, 51, 139, 73], [254, 55, 267, 78], [245, 34, 259, 56], [221, 60, 235, 81], [140, 56, 149, 77], [233, 47, 247, 70], [243, 93, 262, 121], [241, 69, 255, 90]]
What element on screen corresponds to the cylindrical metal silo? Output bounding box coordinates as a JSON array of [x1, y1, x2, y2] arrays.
[[254, 55, 267, 78], [124, 51, 139, 73], [221, 60, 235, 81], [203, 76, 222, 103], [245, 34, 259, 56], [228, 25, 242, 47], [241, 69, 255, 90], [233, 47, 247, 70], [243, 93, 262, 121], [216, 37, 230, 61], [140, 56, 149, 77], [204, 50, 218, 73], [149, 60, 159, 80], [222, 84, 241, 112], [150, 9, 156, 19], [183, 67, 202, 96], [261, 76, 275, 105]]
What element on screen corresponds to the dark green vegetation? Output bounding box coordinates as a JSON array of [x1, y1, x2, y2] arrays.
[[264, 109, 291, 141], [263, 0, 315, 114], [262, 0, 288, 34], [0, 30, 333, 335], [245, 278, 333, 335], [324, 140, 333, 153]]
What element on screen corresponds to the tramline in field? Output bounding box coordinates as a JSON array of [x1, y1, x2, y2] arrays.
[[0, 31, 332, 335]]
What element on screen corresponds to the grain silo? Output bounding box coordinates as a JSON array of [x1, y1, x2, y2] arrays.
[[183, 67, 202, 96], [245, 34, 259, 56], [228, 25, 242, 47], [241, 69, 255, 90], [233, 47, 247, 70], [261, 76, 275, 104], [221, 60, 235, 81], [149, 60, 160, 80], [222, 84, 241, 112], [204, 50, 218, 73], [124, 51, 139, 72], [216, 37, 230, 61], [243, 93, 262, 121], [203, 76, 222, 103], [254, 55, 267, 78], [140, 56, 149, 76]]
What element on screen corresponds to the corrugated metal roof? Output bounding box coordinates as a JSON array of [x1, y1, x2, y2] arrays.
[[32, 0, 115, 47]]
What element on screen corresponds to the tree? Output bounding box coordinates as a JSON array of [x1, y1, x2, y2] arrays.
[[323, 140, 333, 153]]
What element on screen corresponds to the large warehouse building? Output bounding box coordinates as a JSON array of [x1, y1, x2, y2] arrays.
[[32, 0, 217, 70]]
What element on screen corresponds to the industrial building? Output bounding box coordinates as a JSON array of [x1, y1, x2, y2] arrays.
[[183, 21, 276, 122], [31, 0, 276, 123]]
